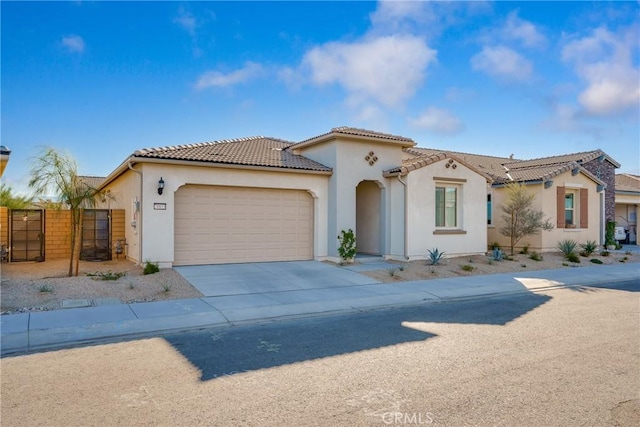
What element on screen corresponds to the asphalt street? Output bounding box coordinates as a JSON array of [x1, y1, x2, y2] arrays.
[[1, 280, 638, 426]]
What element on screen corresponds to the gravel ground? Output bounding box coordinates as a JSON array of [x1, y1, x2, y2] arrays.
[[1, 249, 636, 315], [0, 258, 203, 314], [361, 249, 638, 283]]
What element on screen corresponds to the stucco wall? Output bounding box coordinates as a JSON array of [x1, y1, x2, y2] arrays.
[[96, 168, 142, 263], [300, 139, 405, 259], [405, 158, 488, 259]]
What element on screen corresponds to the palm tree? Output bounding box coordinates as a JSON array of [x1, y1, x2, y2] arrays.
[[28, 147, 99, 276]]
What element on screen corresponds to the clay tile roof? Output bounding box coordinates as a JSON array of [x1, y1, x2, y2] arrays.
[[329, 126, 414, 142], [502, 149, 620, 169], [79, 176, 106, 188], [133, 136, 332, 172], [384, 151, 492, 181], [292, 126, 415, 148], [615, 174, 640, 193]]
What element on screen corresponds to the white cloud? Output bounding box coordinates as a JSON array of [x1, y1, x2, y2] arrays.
[[174, 8, 198, 36], [302, 35, 437, 108], [503, 11, 546, 48], [195, 62, 264, 90], [409, 107, 464, 134], [562, 26, 640, 115], [471, 45, 533, 81], [61, 35, 85, 53]]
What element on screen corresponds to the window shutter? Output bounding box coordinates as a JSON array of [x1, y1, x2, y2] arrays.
[[557, 186, 565, 228], [580, 188, 588, 228]]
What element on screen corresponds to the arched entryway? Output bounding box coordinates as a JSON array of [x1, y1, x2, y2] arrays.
[[356, 180, 382, 255]]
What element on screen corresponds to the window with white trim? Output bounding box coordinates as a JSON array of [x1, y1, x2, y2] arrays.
[[487, 193, 492, 225], [564, 192, 575, 226]]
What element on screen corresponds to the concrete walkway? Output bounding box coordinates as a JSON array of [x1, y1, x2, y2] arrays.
[[1, 261, 638, 355]]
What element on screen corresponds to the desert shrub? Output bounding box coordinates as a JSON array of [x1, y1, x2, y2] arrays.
[[600, 250, 610, 257], [143, 260, 160, 275], [590, 258, 603, 264], [38, 284, 54, 293], [565, 252, 581, 263], [519, 244, 530, 255], [529, 252, 543, 261], [579, 240, 598, 257], [557, 239, 578, 256], [87, 271, 125, 281], [461, 264, 475, 272], [427, 248, 445, 266]]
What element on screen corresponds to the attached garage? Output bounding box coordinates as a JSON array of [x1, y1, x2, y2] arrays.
[[174, 185, 314, 265]]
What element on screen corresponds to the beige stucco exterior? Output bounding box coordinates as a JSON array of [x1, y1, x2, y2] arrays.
[[97, 133, 490, 266], [487, 170, 603, 253]]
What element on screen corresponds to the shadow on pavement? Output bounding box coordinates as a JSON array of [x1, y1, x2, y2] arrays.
[[164, 292, 552, 381], [568, 279, 640, 293]]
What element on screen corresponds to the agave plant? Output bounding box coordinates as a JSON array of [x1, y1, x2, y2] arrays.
[[579, 240, 598, 257], [557, 239, 578, 257], [427, 248, 445, 265], [491, 247, 505, 261]]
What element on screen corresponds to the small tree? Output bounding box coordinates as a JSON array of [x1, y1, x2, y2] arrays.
[[499, 182, 553, 255], [0, 182, 32, 209], [28, 147, 100, 277]]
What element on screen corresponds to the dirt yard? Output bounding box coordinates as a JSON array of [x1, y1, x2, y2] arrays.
[[360, 249, 638, 283], [0, 258, 203, 315], [1, 249, 636, 315]]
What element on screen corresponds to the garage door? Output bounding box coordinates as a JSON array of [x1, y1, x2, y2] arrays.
[[174, 185, 313, 265]]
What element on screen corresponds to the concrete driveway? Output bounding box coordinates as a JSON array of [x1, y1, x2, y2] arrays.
[[174, 260, 381, 297]]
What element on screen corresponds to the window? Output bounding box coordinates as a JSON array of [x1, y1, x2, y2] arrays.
[[436, 186, 457, 227], [487, 193, 492, 225], [565, 193, 574, 226]]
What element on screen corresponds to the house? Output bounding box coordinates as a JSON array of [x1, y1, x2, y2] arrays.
[[408, 148, 619, 252], [95, 127, 490, 267], [0, 145, 10, 177], [615, 174, 640, 245]]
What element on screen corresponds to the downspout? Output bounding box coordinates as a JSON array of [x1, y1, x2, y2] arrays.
[[128, 161, 143, 265], [397, 174, 409, 260]]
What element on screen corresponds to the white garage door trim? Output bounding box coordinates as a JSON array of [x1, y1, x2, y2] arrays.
[[174, 185, 314, 265]]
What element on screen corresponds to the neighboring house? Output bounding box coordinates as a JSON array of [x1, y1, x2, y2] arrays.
[[95, 127, 490, 267], [614, 174, 640, 245], [408, 148, 619, 253], [0, 145, 11, 177]]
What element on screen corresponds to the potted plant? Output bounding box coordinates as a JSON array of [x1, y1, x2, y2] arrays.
[[337, 228, 357, 264], [605, 220, 617, 250]]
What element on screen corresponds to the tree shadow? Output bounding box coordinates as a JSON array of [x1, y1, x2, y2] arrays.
[[164, 292, 552, 381]]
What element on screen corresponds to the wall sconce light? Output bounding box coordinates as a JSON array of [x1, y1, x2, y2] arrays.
[[157, 177, 165, 195]]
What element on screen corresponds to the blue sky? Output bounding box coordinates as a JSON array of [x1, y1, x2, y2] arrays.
[[2, 1, 639, 196]]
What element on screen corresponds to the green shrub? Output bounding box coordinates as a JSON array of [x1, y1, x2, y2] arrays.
[[38, 284, 54, 293], [519, 244, 530, 255], [600, 250, 610, 257], [565, 252, 581, 263], [557, 239, 578, 256], [143, 260, 160, 275], [521, 264, 527, 268], [87, 271, 126, 281], [579, 240, 598, 256], [427, 248, 445, 265], [337, 229, 357, 261], [590, 258, 603, 264], [461, 264, 475, 272], [529, 252, 543, 261]]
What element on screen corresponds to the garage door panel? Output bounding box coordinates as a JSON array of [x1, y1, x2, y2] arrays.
[[175, 185, 313, 265]]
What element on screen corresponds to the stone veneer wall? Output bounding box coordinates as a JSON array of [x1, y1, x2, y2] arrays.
[[582, 158, 616, 222]]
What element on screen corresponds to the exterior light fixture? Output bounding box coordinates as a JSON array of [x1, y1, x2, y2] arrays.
[[158, 177, 165, 195]]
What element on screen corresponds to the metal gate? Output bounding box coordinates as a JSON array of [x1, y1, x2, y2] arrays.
[[10, 209, 45, 262], [81, 209, 111, 261]]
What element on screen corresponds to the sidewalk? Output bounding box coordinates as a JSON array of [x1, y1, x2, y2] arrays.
[[2, 262, 638, 355]]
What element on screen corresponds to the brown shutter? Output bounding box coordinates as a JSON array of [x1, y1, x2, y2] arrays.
[[580, 188, 588, 228], [557, 186, 565, 228]]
